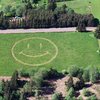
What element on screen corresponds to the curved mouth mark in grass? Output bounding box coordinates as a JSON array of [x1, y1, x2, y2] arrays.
[[19, 51, 50, 58]]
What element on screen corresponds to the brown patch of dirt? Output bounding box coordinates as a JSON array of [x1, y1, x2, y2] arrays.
[[88, 83, 100, 99], [53, 76, 69, 97], [79, 90, 88, 100], [0, 76, 30, 81], [0, 76, 11, 81], [78, 82, 100, 100], [27, 97, 36, 100]]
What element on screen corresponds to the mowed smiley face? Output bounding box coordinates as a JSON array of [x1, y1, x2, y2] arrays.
[[11, 37, 58, 66]]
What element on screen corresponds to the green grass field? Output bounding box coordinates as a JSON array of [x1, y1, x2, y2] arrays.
[[0, 32, 100, 76], [57, 0, 100, 19]]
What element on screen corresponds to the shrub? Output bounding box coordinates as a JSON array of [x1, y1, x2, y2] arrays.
[[65, 76, 73, 90], [47, 68, 62, 79], [32, 72, 44, 89], [68, 66, 83, 77], [10, 70, 19, 90], [83, 88, 93, 97], [77, 69, 83, 79], [62, 69, 68, 75], [87, 95, 98, 100], [34, 76, 44, 89], [19, 69, 30, 78], [20, 91, 26, 100], [65, 87, 76, 100], [29, 69, 37, 76], [37, 68, 49, 79], [23, 82, 33, 96], [3, 80, 20, 100], [82, 68, 90, 82], [35, 68, 61, 80], [67, 87, 75, 97], [89, 67, 100, 83], [0, 81, 4, 97], [47, 2, 57, 11], [31, 68, 62, 89], [10, 90, 20, 100], [34, 89, 42, 97], [52, 92, 62, 100], [95, 25, 100, 39], [0, 96, 3, 100], [78, 96, 83, 100], [65, 96, 76, 100], [73, 77, 84, 90], [31, 68, 60, 89], [76, 21, 86, 32]]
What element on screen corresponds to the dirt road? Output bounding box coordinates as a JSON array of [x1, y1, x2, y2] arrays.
[[0, 27, 96, 34]]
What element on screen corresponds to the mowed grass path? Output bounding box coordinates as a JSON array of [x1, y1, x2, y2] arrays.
[[57, 0, 100, 19], [0, 32, 100, 76]]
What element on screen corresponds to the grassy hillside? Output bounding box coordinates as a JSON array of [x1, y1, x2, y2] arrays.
[[0, 32, 100, 76], [0, 0, 45, 10], [57, 0, 100, 19], [0, 0, 100, 19]]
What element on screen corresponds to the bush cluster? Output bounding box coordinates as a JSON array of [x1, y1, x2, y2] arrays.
[[68, 66, 100, 83], [0, 66, 99, 100]]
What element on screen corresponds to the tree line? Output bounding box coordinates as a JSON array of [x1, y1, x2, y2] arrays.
[[0, 1, 99, 29]]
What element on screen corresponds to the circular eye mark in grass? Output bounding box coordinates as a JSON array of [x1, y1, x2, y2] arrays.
[[11, 37, 58, 66]]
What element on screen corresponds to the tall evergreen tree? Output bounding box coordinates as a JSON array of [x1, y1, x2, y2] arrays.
[[10, 70, 19, 90], [77, 21, 86, 32]]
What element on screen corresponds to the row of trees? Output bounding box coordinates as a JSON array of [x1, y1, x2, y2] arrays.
[[1, 11, 99, 29], [68, 66, 100, 83]]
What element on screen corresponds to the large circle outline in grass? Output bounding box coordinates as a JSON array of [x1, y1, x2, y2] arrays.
[[11, 37, 58, 66]]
